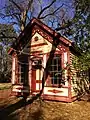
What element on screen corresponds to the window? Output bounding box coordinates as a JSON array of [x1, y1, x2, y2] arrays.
[[18, 55, 29, 85], [18, 63, 28, 85], [47, 54, 63, 87]]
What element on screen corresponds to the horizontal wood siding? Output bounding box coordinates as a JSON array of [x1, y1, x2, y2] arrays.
[[70, 52, 89, 98]]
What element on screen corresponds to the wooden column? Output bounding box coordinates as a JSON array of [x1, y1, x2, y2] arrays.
[[12, 53, 18, 84], [67, 51, 72, 102], [28, 57, 32, 93], [63, 52, 68, 85], [12, 56, 16, 84]]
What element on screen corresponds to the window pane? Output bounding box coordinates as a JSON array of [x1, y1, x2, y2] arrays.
[[46, 54, 62, 86]]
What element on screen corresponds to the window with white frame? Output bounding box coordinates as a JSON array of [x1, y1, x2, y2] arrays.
[[47, 54, 63, 87], [18, 63, 28, 84], [18, 55, 29, 85]]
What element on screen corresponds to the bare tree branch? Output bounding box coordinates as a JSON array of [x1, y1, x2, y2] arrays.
[[55, 20, 72, 31], [0, 32, 17, 40], [24, 0, 34, 26], [27, 0, 34, 10], [39, 4, 64, 19], [48, 18, 58, 28], [37, 0, 56, 19], [1, 12, 21, 18], [9, 21, 18, 25], [9, 0, 23, 12]]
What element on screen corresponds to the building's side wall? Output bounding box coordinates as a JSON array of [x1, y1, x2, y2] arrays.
[[69, 52, 89, 99]]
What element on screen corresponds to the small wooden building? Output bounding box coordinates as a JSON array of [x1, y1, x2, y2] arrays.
[[8, 18, 89, 102]]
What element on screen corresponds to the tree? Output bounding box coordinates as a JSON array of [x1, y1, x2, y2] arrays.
[[71, 0, 90, 71], [0, 0, 73, 32], [0, 24, 16, 82]]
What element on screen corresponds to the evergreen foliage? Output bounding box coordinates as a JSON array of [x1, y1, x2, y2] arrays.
[[71, 0, 90, 71], [0, 24, 16, 82]]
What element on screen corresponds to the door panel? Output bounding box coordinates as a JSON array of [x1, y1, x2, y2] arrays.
[[31, 67, 36, 92], [31, 58, 43, 93]]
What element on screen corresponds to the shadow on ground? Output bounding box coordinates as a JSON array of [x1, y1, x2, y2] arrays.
[[0, 94, 42, 120], [0, 93, 90, 120]]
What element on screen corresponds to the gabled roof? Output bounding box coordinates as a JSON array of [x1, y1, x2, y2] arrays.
[[8, 18, 72, 55]]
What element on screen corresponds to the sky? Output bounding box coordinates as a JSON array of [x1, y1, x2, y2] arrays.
[[0, 0, 7, 23], [0, 0, 75, 34], [0, 0, 6, 8]]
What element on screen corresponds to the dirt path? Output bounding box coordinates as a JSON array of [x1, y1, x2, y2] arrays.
[[0, 90, 90, 120], [0, 89, 11, 99], [0, 98, 90, 120]]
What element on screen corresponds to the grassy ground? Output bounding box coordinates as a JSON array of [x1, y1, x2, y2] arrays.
[[0, 83, 11, 90], [0, 95, 90, 120]]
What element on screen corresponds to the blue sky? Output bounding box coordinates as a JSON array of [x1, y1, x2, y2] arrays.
[[0, 0, 7, 23], [0, 0, 75, 35], [0, 0, 6, 9]]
